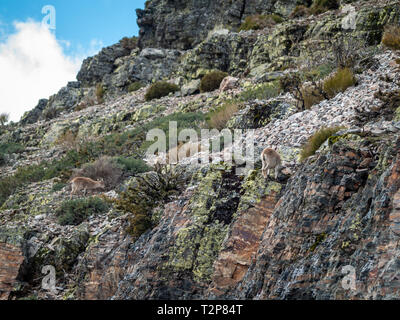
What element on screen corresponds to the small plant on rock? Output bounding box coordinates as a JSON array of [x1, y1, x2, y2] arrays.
[[300, 126, 343, 161], [323, 67, 356, 99]]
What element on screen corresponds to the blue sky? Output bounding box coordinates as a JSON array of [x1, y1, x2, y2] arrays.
[[0, 0, 146, 121], [0, 0, 145, 55]]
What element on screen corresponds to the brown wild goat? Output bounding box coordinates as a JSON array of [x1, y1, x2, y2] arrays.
[[261, 148, 282, 180], [69, 177, 105, 199]]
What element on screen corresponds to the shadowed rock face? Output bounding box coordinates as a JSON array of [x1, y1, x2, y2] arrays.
[[136, 0, 300, 50]]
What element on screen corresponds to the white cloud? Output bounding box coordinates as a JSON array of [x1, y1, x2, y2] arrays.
[[0, 20, 82, 122]]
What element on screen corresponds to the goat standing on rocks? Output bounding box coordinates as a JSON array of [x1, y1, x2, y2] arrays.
[[261, 148, 282, 180], [69, 177, 105, 199]]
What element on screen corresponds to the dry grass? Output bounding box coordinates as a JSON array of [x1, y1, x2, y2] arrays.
[[382, 25, 400, 51], [323, 68, 356, 99], [207, 102, 240, 130], [300, 126, 344, 161]]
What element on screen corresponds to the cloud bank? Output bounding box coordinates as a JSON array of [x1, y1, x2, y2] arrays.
[[0, 21, 82, 122]]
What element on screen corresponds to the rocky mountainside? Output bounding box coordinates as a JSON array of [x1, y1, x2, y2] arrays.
[[1, 0, 400, 300]]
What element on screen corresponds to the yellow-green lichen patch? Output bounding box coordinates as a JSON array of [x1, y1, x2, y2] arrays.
[[166, 164, 240, 281], [236, 169, 281, 214], [192, 221, 229, 282]]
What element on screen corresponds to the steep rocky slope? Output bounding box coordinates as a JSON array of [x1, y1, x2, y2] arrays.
[[0, 0, 400, 300]]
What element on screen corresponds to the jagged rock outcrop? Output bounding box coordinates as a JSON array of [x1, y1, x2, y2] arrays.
[[136, 0, 301, 50], [77, 43, 132, 87]]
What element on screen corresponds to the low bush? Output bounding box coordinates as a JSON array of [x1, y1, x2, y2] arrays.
[[56, 197, 110, 226], [128, 81, 144, 92], [145, 81, 180, 101], [200, 70, 228, 93], [381, 25, 400, 51], [239, 14, 284, 31], [300, 126, 343, 161], [206, 102, 240, 130], [323, 67, 356, 99], [114, 157, 151, 176], [0, 142, 24, 156]]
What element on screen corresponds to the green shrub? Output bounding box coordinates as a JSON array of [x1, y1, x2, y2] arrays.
[[56, 197, 110, 226], [239, 14, 284, 31], [206, 102, 240, 130], [300, 126, 343, 161], [128, 81, 144, 92], [200, 70, 228, 93], [145, 81, 180, 101], [52, 182, 67, 193], [381, 25, 400, 51], [310, 0, 339, 14], [0, 142, 24, 157], [114, 157, 151, 175], [239, 81, 281, 101], [323, 68, 356, 99]]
